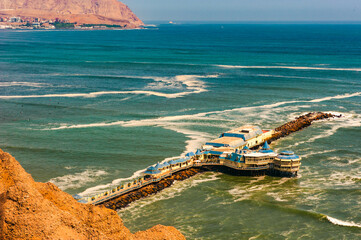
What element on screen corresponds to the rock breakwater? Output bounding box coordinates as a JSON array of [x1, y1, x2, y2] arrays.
[[100, 168, 204, 210], [268, 112, 338, 143]]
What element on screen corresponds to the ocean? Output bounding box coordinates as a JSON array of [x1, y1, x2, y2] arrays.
[[0, 24, 360, 239]]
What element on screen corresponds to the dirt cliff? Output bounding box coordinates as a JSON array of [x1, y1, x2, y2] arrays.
[[0, 0, 143, 27], [0, 149, 185, 240]]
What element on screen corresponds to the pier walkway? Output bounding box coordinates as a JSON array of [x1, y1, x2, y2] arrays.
[[88, 160, 274, 205], [77, 112, 337, 208]]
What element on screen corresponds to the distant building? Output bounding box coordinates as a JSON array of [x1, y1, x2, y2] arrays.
[[32, 22, 41, 28], [9, 17, 21, 23]]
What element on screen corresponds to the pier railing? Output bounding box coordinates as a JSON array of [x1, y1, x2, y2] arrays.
[[85, 160, 271, 205]]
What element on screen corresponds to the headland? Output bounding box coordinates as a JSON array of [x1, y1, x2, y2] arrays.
[[0, 149, 185, 239], [0, 0, 143, 30]]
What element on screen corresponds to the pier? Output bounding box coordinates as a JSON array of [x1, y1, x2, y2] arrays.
[[75, 112, 337, 210]]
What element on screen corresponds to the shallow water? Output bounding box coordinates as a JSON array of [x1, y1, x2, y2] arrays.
[[0, 24, 360, 239]]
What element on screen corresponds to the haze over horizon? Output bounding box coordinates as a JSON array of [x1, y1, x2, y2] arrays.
[[122, 0, 361, 22]]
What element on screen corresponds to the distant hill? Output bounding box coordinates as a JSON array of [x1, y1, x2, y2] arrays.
[[0, 0, 143, 27]]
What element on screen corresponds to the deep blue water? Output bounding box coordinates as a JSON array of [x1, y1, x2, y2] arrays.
[[0, 24, 360, 239]]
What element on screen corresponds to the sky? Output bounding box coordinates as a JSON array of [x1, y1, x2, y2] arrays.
[[121, 0, 361, 22]]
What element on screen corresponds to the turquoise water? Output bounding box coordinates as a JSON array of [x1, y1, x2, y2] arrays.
[[0, 24, 360, 239]]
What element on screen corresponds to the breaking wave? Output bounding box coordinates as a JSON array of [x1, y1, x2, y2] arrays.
[[78, 125, 212, 197], [289, 112, 361, 147], [118, 172, 220, 212], [49, 169, 108, 191], [47, 91, 361, 131], [217, 64, 361, 72], [326, 216, 361, 228], [78, 168, 146, 196], [0, 74, 218, 99], [0, 81, 49, 87]]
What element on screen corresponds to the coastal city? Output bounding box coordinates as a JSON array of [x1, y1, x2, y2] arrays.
[[0, 16, 126, 30]]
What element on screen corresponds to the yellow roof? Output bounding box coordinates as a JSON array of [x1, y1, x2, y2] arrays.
[[209, 137, 242, 145], [226, 125, 260, 134]]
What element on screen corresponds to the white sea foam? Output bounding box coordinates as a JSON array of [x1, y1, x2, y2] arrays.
[[289, 112, 361, 147], [78, 168, 146, 196], [300, 150, 336, 158], [47, 91, 361, 131], [0, 81, 49, 87], [49, 169, 107, 191], [266, 192, 288, 202], [309, 92, 361, 102], [326, 216, 361, 228], [118, 173, 220, 212], [217, 64, 361, 72], [255, 74, 343, 82], [45, 92, 361, 198], [79, 125, 212, 197], [0, 74, 218, 99], [163, 125, 213, 156], [228, 184, 270, 202]]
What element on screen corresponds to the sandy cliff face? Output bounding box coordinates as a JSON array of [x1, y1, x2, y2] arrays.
[[0, 0, 143, 27], [0, 149, 185, 240]]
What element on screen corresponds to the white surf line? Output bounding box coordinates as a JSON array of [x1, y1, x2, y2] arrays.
[[0, 74, 218, 99], [47, 91, 361, 131], [326, 215, 361, 228], [300, 149, 336, 158], [0, 82, 49, 87], [288, 112, 361, 148], [217, 64, 361, 72], [78, 168, 146, 196], [49, 169, 108, 191]]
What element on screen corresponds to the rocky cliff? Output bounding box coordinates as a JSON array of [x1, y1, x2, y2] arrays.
[[0, 0, 143, 27], [0, 149, 185, 240]]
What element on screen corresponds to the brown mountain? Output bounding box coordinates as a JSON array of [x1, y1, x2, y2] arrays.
[[0, 0, 143, 27], [0, 149, 185, 240]]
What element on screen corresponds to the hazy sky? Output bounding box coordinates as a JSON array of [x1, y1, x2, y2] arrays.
[[121, 0, 361, 22]]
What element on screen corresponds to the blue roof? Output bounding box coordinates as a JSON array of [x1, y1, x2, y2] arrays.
[[161, 161, 170, 168], [154, 163, 163, 169], [177, 158, 188, 163], [259, 142, 274, 153], [144, 169, 161, 174], [262, 141, 270, 150], [277, 151, 299, 160], [277, 154, 300, 160], [205, 142, 229, 147], [243, 146, 249, 150], [229, 153, 242, 162], [146, 166, 157, 171], [186, 152, 195, 157], [209, 150, 224, 155], [168, 159, 178, 165], [221, 133, 246, 140], [195, 149, 202, 155], [169, 158, 187, 165], [259, 149, 274, 153]]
